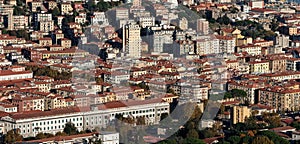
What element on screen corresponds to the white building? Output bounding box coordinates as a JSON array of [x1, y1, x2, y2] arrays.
[[216, 35, 235, 54], [138, 17, 155, 28], [0, 107, 83, 137], [0, 99, 170, 138], [104, 71, 130, 84], [153, 30, 174, 53], [0, 70, 33, 81], [99, 131, 119, 144], [91, 12, 108, 26], [196, 35, 220, 55]]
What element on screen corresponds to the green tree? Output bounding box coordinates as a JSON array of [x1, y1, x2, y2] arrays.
[[55, 131, 67, 136], [251, 136, 274, 144], [35, 133, 54, 139], [51, 7, 60, 17], [291, 121, 300, 130], [186, 129, 199, 139], [4, 129, 23, 143], [227, 135, 241, 144], [257, 131, 289, 144], [63, 122, 79, 135], [182, 138, 205, 144], [262, 112, 281, 128], [13, 6, 25, 15]]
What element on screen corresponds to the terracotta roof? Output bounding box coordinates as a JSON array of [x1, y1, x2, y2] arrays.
[[10, 106, 81, 120]]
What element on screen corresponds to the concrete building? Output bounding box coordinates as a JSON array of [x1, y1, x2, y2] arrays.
[[249, 0, 264, 9], [39, 21, 54, 32], [122, 23, 141, 58], [12, 15, 28, 30], [116, 8, 129, 20], [197, 19, 209, 35], [138, 17, 155, 28], [196, 35, 220, 55], [276, 34, 290, 48], [216, 35, 235, 53]]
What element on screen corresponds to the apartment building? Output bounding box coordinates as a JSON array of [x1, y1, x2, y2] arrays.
[[75, 16, 86, 24], [236, 44, 261, 55], [259, 87, 300, 111], [116, 8, 129, 20], [228, 80, 267, 104], [197, 19, 209, 35], [195, 35, 220, 55], [138, 17, 155, 28], [249, 60, 270, 74], [12, 15, 28, 30], [268, 57, 287, 73], [152, 29, 174, 53], [39, 21, 54, 32], [0, 35, 25, 46], [232, 105, 251, 124], [287, 58, 300, 71], [216, 35, 235, 53], [60, 3, 73, 15], [0, 107, 83, 137], [38, 37, 52, 46], [260, 71, 300, 81], [122, 23, 141, 58]]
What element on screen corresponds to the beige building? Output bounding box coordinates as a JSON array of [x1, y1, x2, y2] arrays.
[[249, 60, 270, 74], [228, 80, 267, 104], [0, 5, 13, 30], [237, 44, 261, 55], [75, 16, 86, 24], [197, 19, 209, 35], [216, 35, 235, 53], [37, 13, 52, 22], [268, 57, 287, 73], [58, 38, 72, 48], [289, 27, 297, 35], [38, 38, 52, 46], [60, 2, 73, 15], [179, 17, 188, 30], [122, 23, 141, 58], [232, 105, 251, 124], [12, 15, 28, 30], [30, 1, 42, 12], [39, 21, 54, 32], [259, 86, 300, 111]]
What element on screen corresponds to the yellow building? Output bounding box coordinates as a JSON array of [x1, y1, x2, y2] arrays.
[[232, 105, 251, 124], [39, 37, 52, 46], [46, 95, 75, 110], [289, 27, 297, 35], [249, 60, 270, 74]]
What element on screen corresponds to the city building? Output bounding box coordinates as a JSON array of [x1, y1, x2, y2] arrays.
[[122, 23, 141, 58], [197, 19, 209, 35]]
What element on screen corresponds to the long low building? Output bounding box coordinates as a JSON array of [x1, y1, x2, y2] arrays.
[[0, 70, 33, 81], [0, 98, 169, 137]]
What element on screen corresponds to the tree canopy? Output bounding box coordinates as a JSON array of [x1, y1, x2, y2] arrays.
[[63, 122, 79, 135]]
